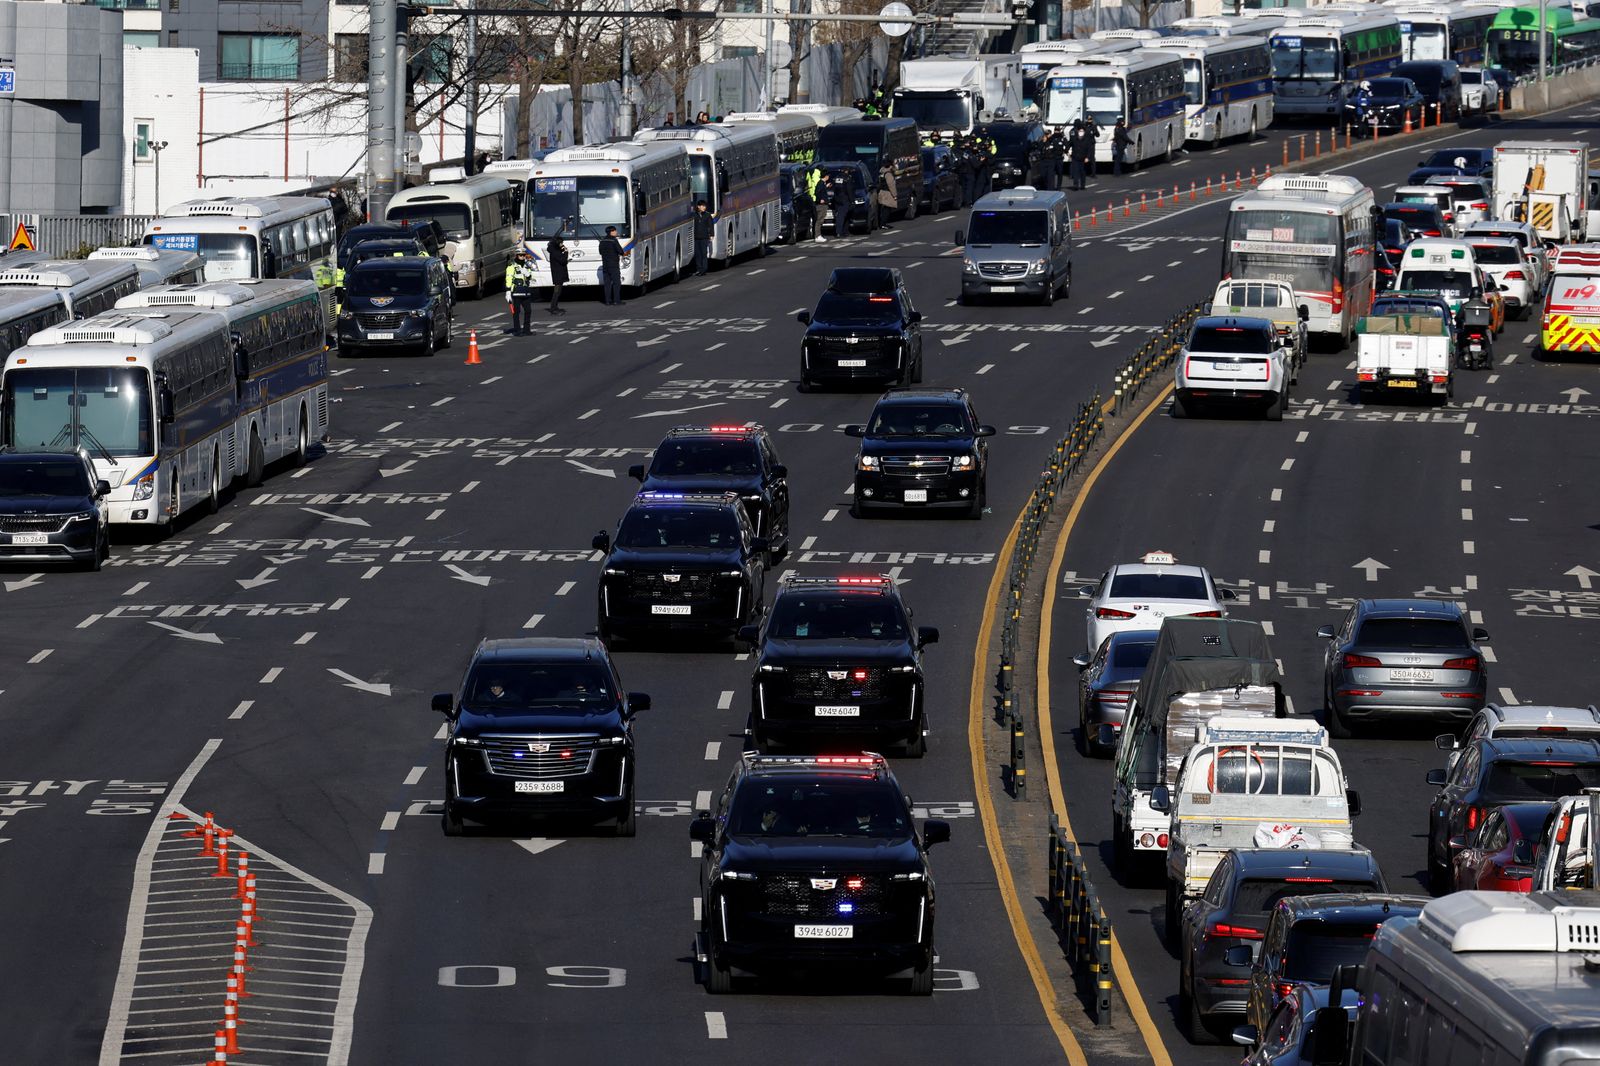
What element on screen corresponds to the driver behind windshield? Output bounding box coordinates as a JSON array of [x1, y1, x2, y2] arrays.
[[867, 405, 970, 436]]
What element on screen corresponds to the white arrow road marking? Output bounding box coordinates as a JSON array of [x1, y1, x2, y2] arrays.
[[1091, 337, 1117, 348], [636, 335, 672, 347], [1353, 557, 1390, 582], [1561, 386, 1591, 403], [1565, 565, 1600, 590], [632, 403, 725, 419], [3, 573, 43, 593], [235, 567, 277, 590], [445, 564, 491, 587], [146, 621, 224, 644], [564, 459, 616, 478], [515, 838, 565, 856], [300, 507, 370, 527], [265, 554, 304, 565], [941, 333, 974, 346], [327, 668, 391, 696], [378, 459, 416, 478]]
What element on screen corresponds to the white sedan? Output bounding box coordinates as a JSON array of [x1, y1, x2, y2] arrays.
[[1079, 551, 1237, 654]]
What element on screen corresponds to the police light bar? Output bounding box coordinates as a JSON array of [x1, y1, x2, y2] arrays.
[[1141, 551, 1177, 565], [743, 752, 889, 768], [672, 424, 760, 434], [783, 575, 893, 587], [636, 491, 740, 503]]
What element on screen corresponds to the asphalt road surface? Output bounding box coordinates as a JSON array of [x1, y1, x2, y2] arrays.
[[2, 98, 1597, 1065]]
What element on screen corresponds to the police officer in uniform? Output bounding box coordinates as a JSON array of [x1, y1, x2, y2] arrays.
[[546, 227, 569, 315], [505, 250, 537, 334], [598, 225, 624, 307]]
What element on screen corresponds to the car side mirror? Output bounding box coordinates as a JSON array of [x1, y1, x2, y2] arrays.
[[592, 530, 611, 553], [627, 464, 646, 483], [954, 229, 965, 247], [977, 424, 997, 437], [737, 624, 759, 645], [1512, 839, 1535, 865], [1202, 300, 1213, 315], [1150, 785, 1172, 813], [1072, 655, 1091, 670], [751, 536, 771, 555], [1223, 945, 1255, 968], [909, 310, 923, 323], [1472, 627, 1490, 642], [1435, 733, 1460, 751], [1448, 834, 1468, 850], [843, 425, 865, 438], [1346, 789, 1362, 817], [157, 383, 175, 424], [94, 479, 111, 499], [923, 819, 951, 847], [1097, 723, 1117, 749], [917, 626, 939, 647], [431, 692, 454, 715], [795, 310, 811, 325], [1219, 588, 1238, 601], [626, 691, 651, 713], [1232, 1025, 1260, 1048], [690, 814, 715, 844], [1298, 304, 1311, 321], [1317, 625, 1336, 639], [770, 464, 788, 479], [1078, 585, 1094, 599], [1426, 768, 1448, 786]]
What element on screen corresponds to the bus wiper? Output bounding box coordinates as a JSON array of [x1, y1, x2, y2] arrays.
[[77, 425, 119, 466], [49, 424, 74, 450]]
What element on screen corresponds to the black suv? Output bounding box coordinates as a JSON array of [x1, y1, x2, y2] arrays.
[[1393, 60, 1463, 122], [846, 387, 995, 519], [819, 162, 877, 234], [974, 120, 1060, 191], [797, 268, 924, 391], [0, 451, 110, 570], [629, 424, 790, 555], [741, 574, 937, 757], [1424, 735, 1600, 891], [337, 256, 454, 356], [336, 220, 442, 271], [690, 752, 950, 994], [593, 491, 770, 646], [431, 637, 650, 837], [346, 237, 431, 271]]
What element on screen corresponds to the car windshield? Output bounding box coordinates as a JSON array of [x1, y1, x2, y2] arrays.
[[146, 233, 257, 282], [1189, 326, 1274, 354], [1397, 269, 1474, 295], [1182, 59, 1204, 105], [1395, 65, 1444, 93], [1270, 35, 1340, 81], [1371, 300, 1448, 320], [1355, 617, 1466, 648], [1395, 192, 1446, 206], [1470, 243, 1521, 265], [1368, 80, 1412, 101], [817, 128, 886, 166], [1109, 572, 1209, 600], [614, 506, 741, 549], [766, 592, 908, 640], [814, 291, 901, 324], [0, 459, 90, 496], [348, 266, 425, 296], [867, 404, 970, 436], [1438, 183, 1487, 203], [1485, 761, 1600, 801], [1423, 148, 1487, 169], [527, 176, 631, 240], [462, 663, 614, 710], [1402, 24, 1448, 61], [1235, 879, 1379, 913], [728, 777, 910, 839], [967, 211, 1048, 246], [1045, 75, 1125, 127], [893, 92, 971, 132], [387, 202, 471, 241], [1109, 639, 1157, 672], [1385, 205, 1443, 228], [980, 125, 1037, 151], [1283, 920, 1387, 980], [1460, 71, 1483, 85], [2, 366, 154, 458], [650, 438, 761, 477]]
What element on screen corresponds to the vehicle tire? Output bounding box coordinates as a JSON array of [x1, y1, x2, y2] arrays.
[[1113, 817, 1132, 878], [911, 353, 923, 384], [1214, 118, 1223, 147], [1077, 701, 1090, 757], [205, 453, 221, 515], [1327, 693, 1353, 740], [1165, 881, 1182, 948], [1266, 390, 1285, 421], [1041, 275, 1054, 307], [439, 314, 452, 349], [421, 322, 436, 357], [613, 780, 637, 838], [441, 791, 465, 837], [1061, 266, 1071, 300], [85, 531, 106, 572], [905, 191, 918, 221], [907, 955, 935, 996], [903, 717, 928, 759], [1181, 972, 1221, 1045], [244, 429, 265, 488], [966, 491, 983, 520], [1428, 854, 1451, 895], [849, 495, 864, 519], [472, 271, 485, 302], [293, 409, 310, 468], [1170, 392, 1190, 419], [1248, 110, 1258, 141], [704, 946, 735, 995]]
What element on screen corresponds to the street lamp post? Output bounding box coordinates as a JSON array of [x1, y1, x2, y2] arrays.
[[1538, 0, 1548, 82], [151, 139, 169, 214]]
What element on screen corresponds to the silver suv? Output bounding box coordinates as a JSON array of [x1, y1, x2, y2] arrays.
[[1437, 703, 1600, 770]]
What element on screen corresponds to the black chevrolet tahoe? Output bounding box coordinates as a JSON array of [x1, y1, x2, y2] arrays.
[[846, 387, 994, 519], [796, 267, 923, 390]]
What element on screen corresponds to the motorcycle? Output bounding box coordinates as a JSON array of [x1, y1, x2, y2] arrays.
[[1458, 301, 1494, 370]]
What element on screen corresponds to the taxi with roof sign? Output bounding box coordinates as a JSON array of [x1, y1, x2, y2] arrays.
[[1079, 552, 1236, 656]]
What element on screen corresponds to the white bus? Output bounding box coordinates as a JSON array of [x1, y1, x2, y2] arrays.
[[1044, 52, 1187, 165], [1091, 28, 1172, 40], [0, 289, 69, 362], [1269, 14, 1404, 117], [89, 246, 205, 288], [1146, 35, 1275, 145], [386, 170, 519, 299], [524, 141, 693, 290], [633, 124, 781, 262], [777, 104, 862, 127], [722, 111, 822, 165], [0, 259, 143, 319], [116, 279, 328, 487], [142, 196, 338, 322], [1019, 39, 1143, 111], [1393, 3, 1496, 63], [1222, 173, 1379, 345], [1173, 14, 1287, 36], [2, 309, 237, 529]]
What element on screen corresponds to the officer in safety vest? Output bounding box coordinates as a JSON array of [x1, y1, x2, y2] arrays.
[[504, 250, 537, 336]]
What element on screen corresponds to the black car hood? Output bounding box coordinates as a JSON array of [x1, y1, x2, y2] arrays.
[[455, 707, 625, 737], [805, 320, 907, 335], [0, 494, 93, 516], [346, 290, 429, 312], [641, 474, 763, 497], [607, 546, 743, 569], [859, 437, 975, 457], [760, 637, 914, 666], [723, 835, 922, 871]]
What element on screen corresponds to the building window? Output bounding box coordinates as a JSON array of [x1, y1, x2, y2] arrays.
[[167, 29, 180, 46], [134, 120, 155, 162], [408, 37, 450, 84], [731, 0, 759, 11], [723, 45, 759, 58], [219, 33, 300, 80], [124, 30, 160, 48], [334, 34, 368, 80]]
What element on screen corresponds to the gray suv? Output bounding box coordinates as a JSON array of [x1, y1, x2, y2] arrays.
[[955, 187, 1072, 306]]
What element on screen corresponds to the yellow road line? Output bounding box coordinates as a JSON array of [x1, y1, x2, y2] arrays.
[[1036, 380, 1178, 1066], [968, 505, 1090, 1066]]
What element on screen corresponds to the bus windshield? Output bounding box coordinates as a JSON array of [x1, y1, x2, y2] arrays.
[[2, 366, 154, 458], [147, 233, 257, 283], [1225, 208, 1341, 292], [1271, 35, 1340, 81], [527, 176, 630, 241], [1045, 76, 1125, 127], [1488, 31, 1544, 77], [387, 203, 471, 240], [689, 157, 713, 206], [1182, 59, 1205, 105], [893, 91, 971, 132], [1402, 22, 1447, 60]]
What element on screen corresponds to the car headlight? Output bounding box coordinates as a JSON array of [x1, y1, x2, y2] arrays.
[[408, 309, 427, 318], [131, 471, 155, 501], [954, 454, 976, 469], [337, 311, 354, 321], [69, 510, 97, 523], [758, 664, 786, 673], [1029, 258, 1047, 274], [963, 258, 978, 273], [723, 570, 744, 578], [858, 454, 878, 470], [603, 568, 625, 576], [451, 736, 482, 748], [718, 869, 757, 882]]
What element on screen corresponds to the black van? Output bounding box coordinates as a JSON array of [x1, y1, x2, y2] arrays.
[[1392, 61, 1463, 122], [337, 256, 454, 357], [817, 117, 924, 219]]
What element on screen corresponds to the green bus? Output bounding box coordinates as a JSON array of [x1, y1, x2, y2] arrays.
[[1486, 4, 1600, 79]]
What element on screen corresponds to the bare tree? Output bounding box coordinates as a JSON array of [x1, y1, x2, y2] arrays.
[[815, 0, 882, 104], [629, 0, 720, 125]]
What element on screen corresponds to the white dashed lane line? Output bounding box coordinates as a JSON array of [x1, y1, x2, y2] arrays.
[[260, 667, 282, 684], [707, 342, 726, 352], [579, 408, 600, 420], [124, 581, 148, 596], [617, 387, 636, 397], [295, 631, 316, 645], [1460, 450, 1471, 464], [717, 691, 734, 710], [362, 566, 383, 580], [1263, 520, 1276, 533], [210, 522, 231, 535], [380, 421, 403, 433], [229, 700, 253, 720], [528, 353, 550, 365], [556, 581, 576, 596], [1259, 549, 1272, 564], [823, 509, 839, 522], [368, 853, 386, 875], [1500, 686, 1518, 704], [404, 766, 426, 786], [706, 1012, 728, 1039], [1461, 478, 1472, 492], [1271, 488, 1283, 501], [660, 362, 682, 373], [1280, 458, 1294, 471], [523, 614, 544, 630], [479, 375, 502, 385], [977, 364, 994, 375], [705, 742, 721, 761], [431, 396, 454, 408], [1462, 508, 1473, 521]]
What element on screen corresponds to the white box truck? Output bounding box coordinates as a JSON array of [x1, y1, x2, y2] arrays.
[[891, 56, 1023, 136], [1492, 140, 1598, 244]]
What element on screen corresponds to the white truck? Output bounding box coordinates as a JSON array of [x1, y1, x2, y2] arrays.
[[1492, 140, 1600, 244], [1354, 303, 1457, 404], [1159, 716, 1362, 934], [1111, 617, 1285, 879], [1531, 788, 1599, 892], [1209, 278, 1311, 372], [891, 56, 1023, 137]]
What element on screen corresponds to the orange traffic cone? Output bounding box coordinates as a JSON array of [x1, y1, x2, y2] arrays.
[[465, 330, 481, 366], [1403, 110, 1413, 134]]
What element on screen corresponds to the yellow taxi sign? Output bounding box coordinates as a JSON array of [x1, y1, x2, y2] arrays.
[[9, 220, 34, 251]]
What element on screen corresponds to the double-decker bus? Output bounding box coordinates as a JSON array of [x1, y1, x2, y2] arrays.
[[1269, 14, 1404, 118], [1487, 3, 1600, 77], [2, 309, 236, 530], [1395, 4, 1497, 63], [1223, 173, 1379, 345], [0, 259, 141, 319], [633, 124, 781, 261], [1146, 35, 1275, 145], [1018, 39, 1142, 111], [142, 196, 337, 323], [1044, 52, 1187, 165], [525, 141, 694, 290], [116, 279, 329, 487]]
